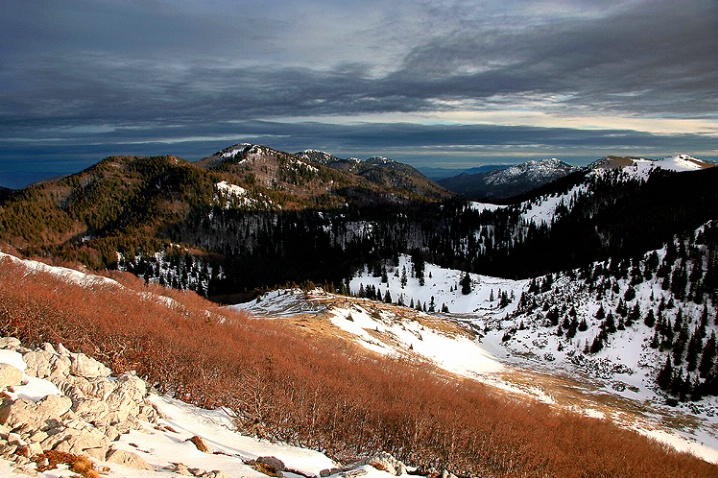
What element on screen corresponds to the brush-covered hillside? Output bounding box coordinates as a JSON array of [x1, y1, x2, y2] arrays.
[[2, 250, 718, 477]]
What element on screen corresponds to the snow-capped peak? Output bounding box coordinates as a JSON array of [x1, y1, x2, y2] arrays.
[[218, 143, 256, 159], [365, 156, 394, 165], [657, 154, 712, 171], [485, 158, 580, 185]]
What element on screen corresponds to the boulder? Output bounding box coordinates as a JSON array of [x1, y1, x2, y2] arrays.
[[0, 394, 72, 430], [106, 448, 154, 470], [257, 456, 286, 473], [0, 337, 22, 351], [22, 350, 54, 379], [103, 372, 147, 426], [0, 363, 23, 389], [53, 427, 111, 460], [355, 452, 406, 476], [70, 353, 112, 379]]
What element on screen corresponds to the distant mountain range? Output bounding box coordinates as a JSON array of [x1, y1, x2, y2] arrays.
[[437, 158, 582, 201], [418, 165, 509, 180]]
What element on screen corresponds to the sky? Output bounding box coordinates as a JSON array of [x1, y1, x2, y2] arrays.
[[1, 0, 716, 188]]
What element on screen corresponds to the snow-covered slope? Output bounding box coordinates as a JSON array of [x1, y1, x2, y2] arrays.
[[349, 254, 527, 316], [589, 154, 714, 180]]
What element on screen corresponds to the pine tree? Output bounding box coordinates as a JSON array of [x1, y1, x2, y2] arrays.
[[673, 308, 683, 332], [624, 285, 636, 302], [672, 322, 689, 365], [644, 309, 656, 328], [616, 299, 627, 318], [657, 356, 673, 390], [461, 273, 472, 295], [686, 329, 703, 372], [699, 332, 717, 378], [595, 305, 605, 321], [605, 313, 617, 334]]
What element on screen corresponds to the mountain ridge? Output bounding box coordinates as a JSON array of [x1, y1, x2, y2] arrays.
[[438, 157, 582, 201]]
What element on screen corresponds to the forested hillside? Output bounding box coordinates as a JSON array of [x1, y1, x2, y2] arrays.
[[1, 147, 717, 302]]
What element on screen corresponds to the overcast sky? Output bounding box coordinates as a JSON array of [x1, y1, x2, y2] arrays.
[[1, 0, 716, 188]]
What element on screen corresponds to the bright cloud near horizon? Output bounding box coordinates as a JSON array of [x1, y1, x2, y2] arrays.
[[1, 0, 716, 187]]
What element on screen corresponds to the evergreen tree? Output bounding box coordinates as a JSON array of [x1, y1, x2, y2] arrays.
[[657, 356, 673, 391], [673, 308, 683, 332], [605, 313, 617, 334], [686, 329, 702, 373], [644, 309, 656, 328], [595, 305, 606, 321], [460, 273, 472, 295], [616, 299, 627, 318], [699, 332, 717, 378], [672, 322, 689, 365], [589, 329, 607, 353]]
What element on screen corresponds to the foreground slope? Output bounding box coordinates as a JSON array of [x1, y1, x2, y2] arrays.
[[1, 250, 716, 477]]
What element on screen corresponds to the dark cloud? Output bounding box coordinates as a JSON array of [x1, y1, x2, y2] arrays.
[[0, 0, 716, 188]]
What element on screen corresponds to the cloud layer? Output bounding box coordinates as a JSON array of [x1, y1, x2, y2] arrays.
[[1, 0, 716, 187]]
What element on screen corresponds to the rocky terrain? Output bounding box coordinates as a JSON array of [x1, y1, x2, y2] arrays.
[[0, 337, 434, 478]]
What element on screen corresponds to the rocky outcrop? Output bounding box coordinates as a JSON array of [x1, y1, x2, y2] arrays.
[[0, 337, 161, 475], [353, 452, 407, 476]]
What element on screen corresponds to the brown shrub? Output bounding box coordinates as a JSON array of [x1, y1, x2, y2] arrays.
[[34, 449, 102, 478], [188, 435, 210, 453], [2, 255, 718, 478]]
